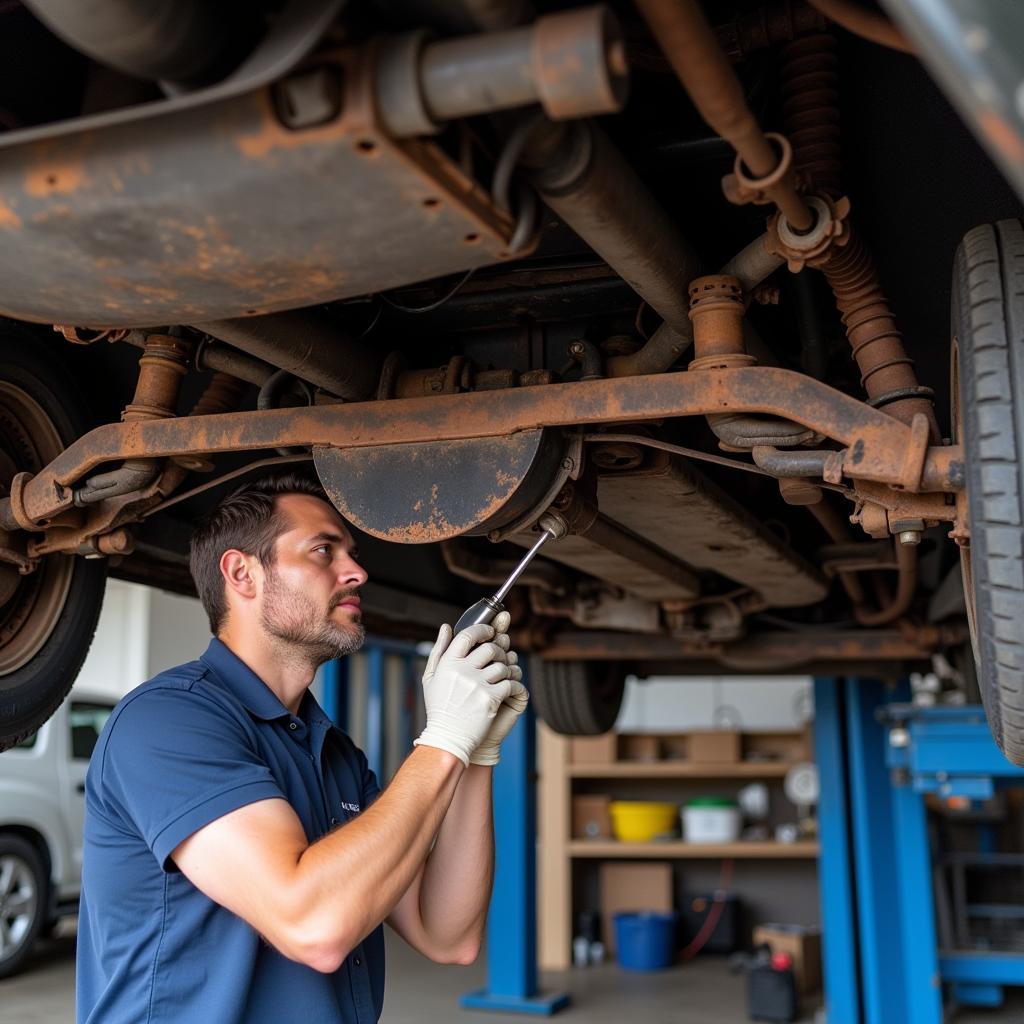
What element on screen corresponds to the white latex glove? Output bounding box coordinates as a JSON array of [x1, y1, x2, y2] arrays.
[[414, 622, 513, 766], [470, 611, 528, 766]]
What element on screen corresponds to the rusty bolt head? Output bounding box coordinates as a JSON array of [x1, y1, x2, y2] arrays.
[[561, 457, 575, 472], [97, 529, 134, 556], [274, 66, 343, 130], [852, 501, 890, 539]]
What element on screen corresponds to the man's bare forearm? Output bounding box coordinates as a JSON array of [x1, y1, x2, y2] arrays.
[[295, 745, 464, 957], [417, 764, 494, 953]]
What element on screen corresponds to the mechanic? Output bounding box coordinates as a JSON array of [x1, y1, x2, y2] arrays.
[[76, 472, 528, 1024]]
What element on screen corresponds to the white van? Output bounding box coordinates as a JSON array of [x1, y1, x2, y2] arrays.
[[0, 693, 114, 977]]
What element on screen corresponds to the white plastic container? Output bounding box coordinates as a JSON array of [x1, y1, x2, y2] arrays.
[[681, 798, 741, 844]]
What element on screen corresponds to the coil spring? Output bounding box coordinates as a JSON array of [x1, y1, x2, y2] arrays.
[[191, 372, 247, 418], [780, 33, 842, 197], [778, 33, 937, 434]]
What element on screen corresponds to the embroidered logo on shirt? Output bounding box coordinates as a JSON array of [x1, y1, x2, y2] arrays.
[[340, 801, 361, 814]]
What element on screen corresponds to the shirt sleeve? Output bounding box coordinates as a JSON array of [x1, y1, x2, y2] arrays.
[[94, 685, 285, 871]]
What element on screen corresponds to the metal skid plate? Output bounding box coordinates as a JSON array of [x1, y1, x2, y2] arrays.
[[597, 452, 828, 607], [0, 46, 520, 326], [510, 527, 698, 601], [313, 429, 568, 543]]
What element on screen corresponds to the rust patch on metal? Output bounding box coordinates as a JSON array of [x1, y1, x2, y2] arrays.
[[234, 85, 354, 161], [0, 198, 20, 230], [24, 154, 86, 198]]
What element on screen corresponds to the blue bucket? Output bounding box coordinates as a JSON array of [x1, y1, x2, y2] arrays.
[[613, 912, 678, 971]]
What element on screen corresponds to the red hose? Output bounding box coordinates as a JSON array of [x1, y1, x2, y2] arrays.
[[680, 858, 735, 961]]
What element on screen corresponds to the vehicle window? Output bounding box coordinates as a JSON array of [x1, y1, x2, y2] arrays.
[[15, 732, 37, 749], [69, 702, 114, 761]]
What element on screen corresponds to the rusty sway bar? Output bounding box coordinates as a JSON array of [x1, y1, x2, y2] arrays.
[[1, 367, 963, 528]]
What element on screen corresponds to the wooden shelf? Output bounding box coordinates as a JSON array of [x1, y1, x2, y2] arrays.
[[568, 840, 819, 859], [568, 760, 797, 779], [538, 725, 820, 972]]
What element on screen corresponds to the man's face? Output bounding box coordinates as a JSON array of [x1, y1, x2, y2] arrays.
[[257, 494, 369, 664]]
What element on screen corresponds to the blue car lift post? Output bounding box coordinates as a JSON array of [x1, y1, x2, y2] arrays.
[[815, 678, 1024, 1022], [461, 694, 570, 1015]]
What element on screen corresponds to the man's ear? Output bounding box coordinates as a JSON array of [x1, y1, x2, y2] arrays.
[[220, 549, 260, 604]]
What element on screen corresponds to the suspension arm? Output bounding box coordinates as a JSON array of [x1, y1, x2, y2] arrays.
[[2, 366, 963, 529]]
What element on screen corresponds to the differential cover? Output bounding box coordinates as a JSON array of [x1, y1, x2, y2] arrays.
[[313, 429, 569, 543]]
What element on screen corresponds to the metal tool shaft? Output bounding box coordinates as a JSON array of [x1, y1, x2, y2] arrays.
[[452, 522, 561, 634], [493, 529, 554, 603]]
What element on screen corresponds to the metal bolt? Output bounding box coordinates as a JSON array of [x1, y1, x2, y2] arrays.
[[889, 727, 909, 748], [561, 457, 575, 471], [274, 66, 344, 130], [898, 530, 922, 546], [569, 341, 586, 358]]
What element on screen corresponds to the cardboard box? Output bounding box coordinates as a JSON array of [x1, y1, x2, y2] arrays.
[[620, 734, 661, 762], [752, 924, 822, 994], [572, 795, 612, 839], [689, 730, 741, 763], [743, 729, 812, 764], [660, 733, 689, 761], [570, 732, 617, 764], [599, 861, 674, 952]]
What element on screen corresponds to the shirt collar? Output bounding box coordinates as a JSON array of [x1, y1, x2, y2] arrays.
[[200, 638, 292, 722]]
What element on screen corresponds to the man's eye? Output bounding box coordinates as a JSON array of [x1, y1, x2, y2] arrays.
[[314, 545, 330, 556]]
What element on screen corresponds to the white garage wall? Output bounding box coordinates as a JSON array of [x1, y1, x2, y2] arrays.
[[70, 580, 212, 702], [617, 675, 814, 732], [145, 587, 213, 678], [71, 580, 150, 701]]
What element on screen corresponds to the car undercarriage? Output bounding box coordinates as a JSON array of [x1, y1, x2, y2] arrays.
[[0, 0, 1022, 754]]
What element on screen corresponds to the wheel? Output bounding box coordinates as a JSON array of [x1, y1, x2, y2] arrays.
[[0, 324, 106, 752], [529, 659, 626, 735], [953, 219, 1024, 764], [0, 834, 47, 978]]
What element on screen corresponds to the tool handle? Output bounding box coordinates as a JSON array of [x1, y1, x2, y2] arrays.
[[453, 596, 505, 635]]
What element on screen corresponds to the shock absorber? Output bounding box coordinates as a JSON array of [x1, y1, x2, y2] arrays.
[[778, 32, 939, 439]]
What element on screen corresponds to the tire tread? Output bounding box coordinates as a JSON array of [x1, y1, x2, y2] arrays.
[[956, 219, 1024, 763]]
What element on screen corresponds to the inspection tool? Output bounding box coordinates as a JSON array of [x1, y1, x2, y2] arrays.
[[453, 515, 567, 633]]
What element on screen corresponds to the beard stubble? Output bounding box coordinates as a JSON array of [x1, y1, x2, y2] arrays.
[[260, 567, 366, 667]]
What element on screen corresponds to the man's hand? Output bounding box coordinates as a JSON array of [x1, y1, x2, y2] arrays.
[[414, 622, 513, 766], [470, 611, 528, 766]]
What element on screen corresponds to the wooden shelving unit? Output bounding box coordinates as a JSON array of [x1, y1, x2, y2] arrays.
[[538, 724, 819, 971], [568, 761, 796, 779], [568, 840, 820, 859]]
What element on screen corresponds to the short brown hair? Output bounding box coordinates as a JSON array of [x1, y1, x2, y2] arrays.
[[189, 471, 330, 634]]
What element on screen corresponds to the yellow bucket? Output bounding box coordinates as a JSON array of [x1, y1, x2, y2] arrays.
[[609, 801, 678, 842]]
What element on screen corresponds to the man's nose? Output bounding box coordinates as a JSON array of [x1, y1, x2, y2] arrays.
[[339, 556, 368, 587]]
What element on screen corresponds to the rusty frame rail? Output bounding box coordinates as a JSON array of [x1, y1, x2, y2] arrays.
[[2, 366, 963, 530], [537, 624, 966, 665]]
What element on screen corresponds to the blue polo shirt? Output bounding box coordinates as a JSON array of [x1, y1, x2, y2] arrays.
[[77, 639, 384, 1024]]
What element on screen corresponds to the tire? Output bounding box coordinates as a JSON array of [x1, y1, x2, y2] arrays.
[[953, 219, 1024, 764], [529, 659, 626, 735], [0, 324, 106, 752], [0, 834, 48, 979]]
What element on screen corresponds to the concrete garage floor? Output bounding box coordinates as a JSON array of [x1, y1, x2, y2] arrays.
[[1, 920, 1022, 1023]]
